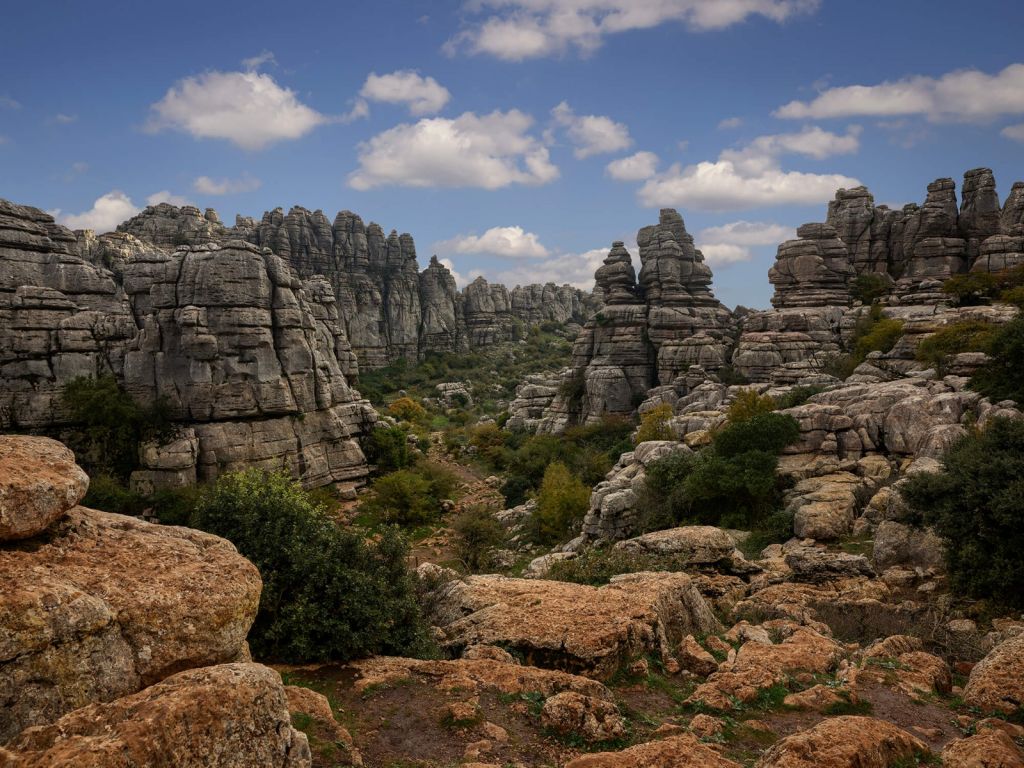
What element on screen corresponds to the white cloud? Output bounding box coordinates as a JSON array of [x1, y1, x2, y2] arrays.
[[347, 109, 559, 190], [359, 70, 451, 116], [551, 101, 632, 158], [606, 151, 660, 181], [52, 190, 140, 232], [696, 220, 794, 265], [718, 116, 743, 129], [0, 96, 20, 110], [1003, 123, 1024, 142], [146, 190, 194, 207], [49, 113, 78, 125], [446, 0, 820, 60], [439, 257, 473, 288], [193, 174, 263, 195], [147, 70, 328, 150], [438, 226, 550, 258], [489, 246, 611, 289], [63, 161, 89, 182], [638, 127, 861, 211], [341, 98, 371, 124], [776, 63, 1024, 122], [241, 50, 276, 70]]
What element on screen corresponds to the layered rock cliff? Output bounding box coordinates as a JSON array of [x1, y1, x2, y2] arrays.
[[119, 203, 597, 368]]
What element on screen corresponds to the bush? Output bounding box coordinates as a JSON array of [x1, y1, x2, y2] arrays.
[[190, 469, 431, 661], [387, 396, 427, 424], [635, 403, 674, 443], [970, 316, 1024, 405], [546, 547, 701, 586], [363, 425, 412, 473], [82, 473, 145, 515], [852, 273, 891, 305], [900, 418, 1024, 608], [726, 389, 776, 424], [531, 462, 591, 544], [826, 306, 904, 379], [711, 412, 801, 458], [717, 365, 750, 386], [942, 272, 1000, 306], [61, 374, 174, 480], [469, 422, 509, 466], [915, 320, 998, 374], [362, 460, 459, 525], [452, 505, 505, 573], [773, 385, 826, 410]]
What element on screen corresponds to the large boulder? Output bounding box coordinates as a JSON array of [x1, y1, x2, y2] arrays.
[[614, 525, 755, 573], [564, 733, 742, 767], [424, 573, 720, 679], [0, 506, 261, 740], [756, 716, 928, 768], [0, 436, 87, 540], [1, 663, 309, 768], [964, 632, 1024, 714], [942, 729, 1024, 768]]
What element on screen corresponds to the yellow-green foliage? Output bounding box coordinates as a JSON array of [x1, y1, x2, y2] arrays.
[[852, 317, 904, 360], [635, 403, 675, 444], [726, 389, 776, 424], [915, 320, 998, 373], [532, 462, 590, 543], [387, 396, 427, 424]]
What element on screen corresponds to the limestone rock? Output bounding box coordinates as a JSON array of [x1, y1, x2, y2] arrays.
[[0, 505, 261, 740], [563, 733, 742, 768], [756, 716, 928, 768], [964, 632, 1024, 714], [2, 663, 310, 768], [540, 691, 626, 743], [285, 685, 360, 766], [942, 729, 1024, 768], [614, 525, 756, 573], [872, 520, 944, 570], [0, 436, 88, 540], [769, 223, 855, 308], [784, 547, 875, 583]]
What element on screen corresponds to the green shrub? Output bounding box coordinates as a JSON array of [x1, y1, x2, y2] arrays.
[[635, 452, 693, 533], [191, 469, 431, 661], [531, 462, 591, 544], [362, 460, 459, 525], [546, 547, 704, 586], [711, 412, 801, 458], [636, 403, 675, 443], [773, 385, 826, 410], [387, 396, 428, 424], [915, 320, 998, 373], [726, 389, 776, 424], [970, 316, 1024, 405], [942, 272, 1000, 306], [363, 425, 412, 473], [852, 273, 891, 305], [717, 365, 750, 386], [452, 505, 505, 573], [469, 422, 509, 466], [82, 473, 145, 515], [61, 374, 174, 479], [826, 306, 904, 379], [900, 418, 1024, 608]]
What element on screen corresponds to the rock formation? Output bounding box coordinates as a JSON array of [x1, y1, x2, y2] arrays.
[[537, 211, 733, 433], [0, 436, 309, 766]]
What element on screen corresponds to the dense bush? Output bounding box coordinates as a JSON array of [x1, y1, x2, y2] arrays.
[[726, 389, 776, 424], [941, 265, 1024, 307], [900, 418, 1024, 608], [387, 396, 428, 424], [969, 316, 1024, 405], [852, 273, 892, 305], [915, 320, 997, 374], [637, 412, 800, 532], [362, 425, 413, 473], [531, 462, 591, 544], [773, 385, 826, 410], [635, 403, 674, 443], [191, 469, 431, 661], [452, 505, 505, 572], [61, 374, 174, 479], [361, 460, 459, 525], [825, 305, 904, 379]]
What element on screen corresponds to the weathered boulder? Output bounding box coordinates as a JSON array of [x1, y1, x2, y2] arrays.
[[872, 520, 944, 571], [423, 573, 720, 679], [784, 547, 875, 583], [614, 525, 756, 573], [564, 733, 742, 768], [0, 436, 87, 540], [285, 685, 361, 766], [755, 716, 928, 768], [942, 729, 1024, 768], [0, 505, 261, 740], [1, 663, 310, 768], [964, 632, 1024, 714], [769, 223, 855, 308], [540, 691, 627, 743]]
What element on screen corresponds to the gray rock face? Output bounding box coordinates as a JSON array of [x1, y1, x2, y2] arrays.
[[537, 210, 733, 433], [118, 203, 596, 369], [1, 200, 377, 490], [769, 223, 856, 309]]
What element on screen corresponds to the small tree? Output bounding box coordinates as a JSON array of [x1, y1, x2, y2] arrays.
[[636, 403, 675, 443], [970, 316, 1024, 405], [363, 425, 412, 473], [901, 418, 1024, 608], [726, 389, 776, 424], [852, 273, 891, 305], [452, 505, 505, 573], [532, 462, 590, 544], [388, 396, 427, 424]]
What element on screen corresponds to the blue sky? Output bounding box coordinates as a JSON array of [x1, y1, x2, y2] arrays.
[[2, 0, 1024, 308]]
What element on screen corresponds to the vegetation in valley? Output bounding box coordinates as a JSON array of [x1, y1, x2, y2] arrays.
[[901, 417, 1024, 609], [824, 303, 905, 378], [941, 264, 1024, 307], [968, 315, 1024, 404]]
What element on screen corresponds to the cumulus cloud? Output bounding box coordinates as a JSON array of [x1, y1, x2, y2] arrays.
[[193, 174, 263, 195], [775, 63, 1024, 122], [49, 113, 78, 125], [696, 220, 794, 264], [606, 151, 660, 181], [1003, 123, 1024, 142], [718, 116, 743, 129], [147, 70, 328, 150], [52, 190, 140, 232], [146, 190, 194, 207], [439, 257, 474, 288], [241, 50, 276, 70], [638, 127, 861, 211], [347, 109, 559, 190], [358, 70, 451, 116], [446, 0, 820, 60], [438, 225, 550, 258], [488, 247, 609, 289], [551, 101, 632, 158]]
